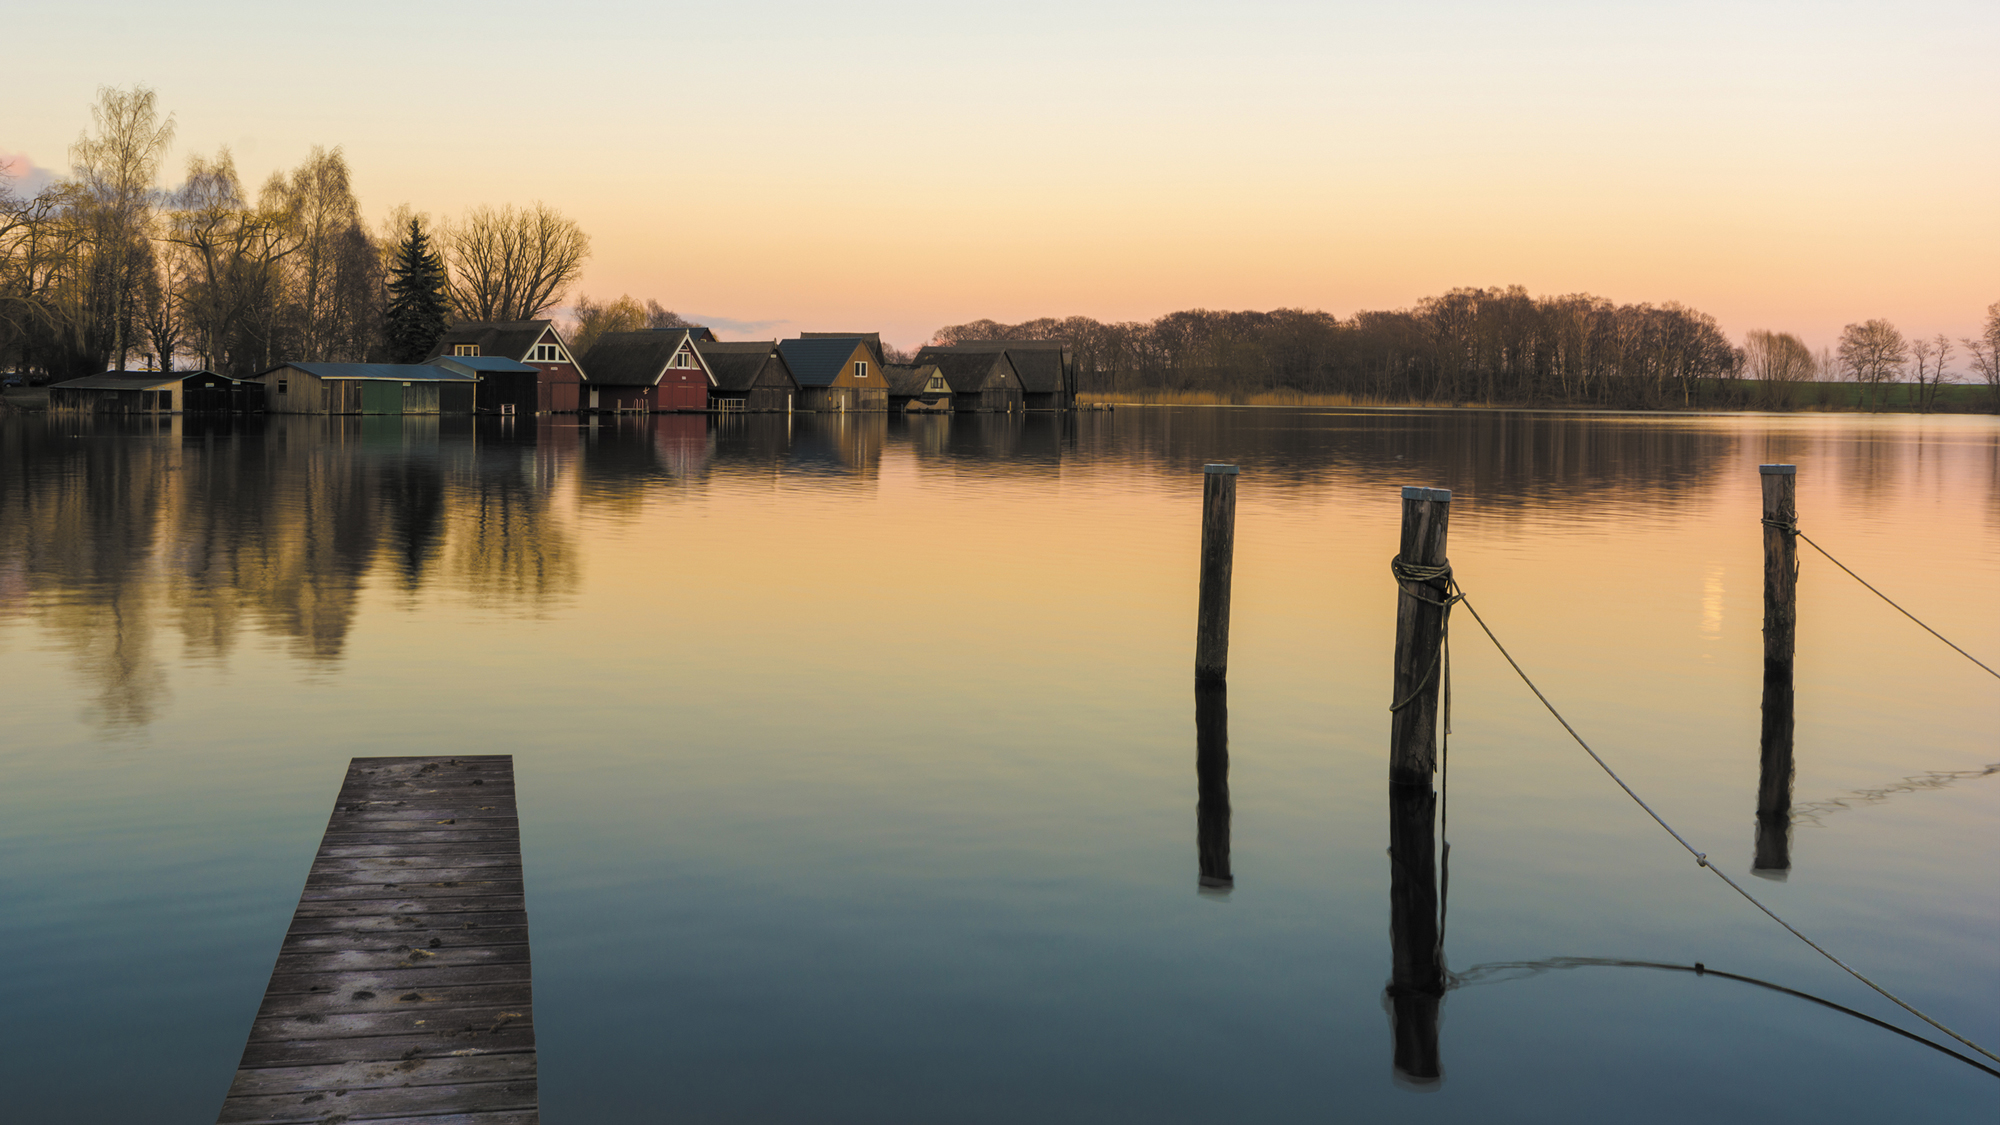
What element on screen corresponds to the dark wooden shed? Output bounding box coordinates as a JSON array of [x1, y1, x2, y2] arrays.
[[917, 341, 1074, 410], [922, 352, 1024, 413], [776, 336, 889, 412], [433, 355, 546, 415], [883, 363, 954, 412], [254, 362, 479, 414], [426, 320, 586, 412], [698, 341, 799, 412], [47, 370, 248, 413]]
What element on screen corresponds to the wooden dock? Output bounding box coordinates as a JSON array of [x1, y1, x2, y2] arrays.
[[215, 755, 538, 1124]]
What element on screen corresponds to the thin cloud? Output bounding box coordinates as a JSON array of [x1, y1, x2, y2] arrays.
[[0, 151, 55, 196]]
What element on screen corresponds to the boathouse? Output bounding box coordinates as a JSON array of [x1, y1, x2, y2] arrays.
[[426, 319, 586, 412], [698, 340, 799, 412], [254, 362, 479, 414], [434, 355, 548, 415], [776, 336, 889, 412], [916, 341, 1074, 410], [580, 328, 714, 412], [883, 363, 953, 412], [46, 370, 253, 413], [927, 352, 1024, 413]]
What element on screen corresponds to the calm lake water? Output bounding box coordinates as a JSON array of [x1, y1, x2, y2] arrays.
[[1, 407, 1995, 1122]]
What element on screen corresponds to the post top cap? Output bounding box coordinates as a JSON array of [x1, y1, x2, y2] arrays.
[[1759, 464, 1797, 475], [1203, 463, 1239, 475], [1402, 486, 1452, 501]]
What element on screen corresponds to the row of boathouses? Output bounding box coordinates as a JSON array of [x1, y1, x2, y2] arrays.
[[46, 320, 1078, 415]]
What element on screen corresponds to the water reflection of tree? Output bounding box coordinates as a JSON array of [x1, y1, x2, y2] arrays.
[[0, 414, 581, 728]]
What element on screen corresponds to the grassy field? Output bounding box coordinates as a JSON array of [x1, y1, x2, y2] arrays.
[[1079, 381, 2000, 413]]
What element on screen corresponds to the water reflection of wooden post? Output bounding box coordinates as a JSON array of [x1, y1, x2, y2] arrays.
[[1755, 465, 1798, 877], [1386, 485, 1449, 1087], [1194, 682, 1233, 893], [1195, 464, 1239, 684]]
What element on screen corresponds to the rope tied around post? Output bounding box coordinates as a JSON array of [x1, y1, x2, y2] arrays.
[[1388, 555, 1462, 713]]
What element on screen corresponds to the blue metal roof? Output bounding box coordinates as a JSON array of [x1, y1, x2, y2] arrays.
[[434, 356, 539, 374], [271, 363, 478, 382], [776, 337, 865, 387]]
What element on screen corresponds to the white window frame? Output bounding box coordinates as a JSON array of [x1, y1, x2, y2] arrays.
[[854, 361, 867, 379], [454, 344, 479, 357]]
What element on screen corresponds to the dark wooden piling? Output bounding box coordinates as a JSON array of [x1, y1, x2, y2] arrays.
[[1755, 465, 1798, 877], [1195, 464, 1239, 683], [1195, 682, 1233, 893], [1390, 486, 1452, 788], [214, 755, 537, 1125], [1385, 782, 1444, 1086]]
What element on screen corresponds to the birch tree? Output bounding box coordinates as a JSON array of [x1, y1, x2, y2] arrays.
[[70, 86, 175, 369]]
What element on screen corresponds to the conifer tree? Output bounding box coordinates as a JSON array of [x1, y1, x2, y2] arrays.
[[383, 218, 449, 363]]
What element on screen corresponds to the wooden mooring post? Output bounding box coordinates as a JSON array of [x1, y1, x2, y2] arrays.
[[213, 755, 538, 1124], [1755, 465, 1798, 877], [1385, 485, 1450, 1086], [1390, 486, 1452, 788], [1195, 682, 1233, 893], [1195, 464, 1239, 684]]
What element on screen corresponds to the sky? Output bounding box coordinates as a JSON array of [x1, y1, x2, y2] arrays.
[[7, 0, 1998, 351]]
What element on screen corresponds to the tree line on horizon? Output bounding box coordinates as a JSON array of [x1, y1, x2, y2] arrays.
[[8, 87, 1999, 410], [932, 293, 2000, 410]]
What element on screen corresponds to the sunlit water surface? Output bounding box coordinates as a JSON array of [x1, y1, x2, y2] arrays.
[[1, 407, 1995, 1122]]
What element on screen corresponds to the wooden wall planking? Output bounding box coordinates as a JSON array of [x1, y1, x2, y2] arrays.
[[214, 755, 538, 1125]]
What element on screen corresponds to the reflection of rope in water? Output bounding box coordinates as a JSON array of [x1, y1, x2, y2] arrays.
[[1446, 956, 2000, 1080], [1456, 594, 2000, 1066], [1791, 764, 2000, 828]]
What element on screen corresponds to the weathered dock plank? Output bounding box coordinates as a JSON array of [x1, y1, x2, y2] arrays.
[[216, 755, 537, 1124]]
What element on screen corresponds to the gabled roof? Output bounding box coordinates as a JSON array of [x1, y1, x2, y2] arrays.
[[777, 336, 871, 387], [581, 329, 713, 387], [261, 362, 477, 382], [49, 370, 225, 390], [425, 320, 560, 363], [801, 331, 884, 366], [697, 341, 797, 393], [916, 341, 1068, 393], [433, 356, 539, 375], [915, 350, 1017, 393], [671, 326, 718, 342], [883, 363, 949, 396]]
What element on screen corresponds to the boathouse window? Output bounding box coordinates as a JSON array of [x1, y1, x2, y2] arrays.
[[277, 379, 288, 394], [854, 361, 868, 379], [530, 344, 563, 362], [454, 344, 479, 356]]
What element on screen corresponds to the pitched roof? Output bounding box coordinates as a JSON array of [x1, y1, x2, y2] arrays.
[[581, 329, 709, 387], [696, 341, 795, 393], [916, 341, 1068, 393], [881, 363, 948, 395], [800, 331, 884, 366], [261, 362, 477, 382], [914, 351, 1019, 393], [425, 320, 557, 363], [49, 370, 222, 390], [777, 337, 870, 387]]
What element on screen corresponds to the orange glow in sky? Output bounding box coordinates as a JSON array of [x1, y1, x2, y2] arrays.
[[10, 1, 1999, 351]]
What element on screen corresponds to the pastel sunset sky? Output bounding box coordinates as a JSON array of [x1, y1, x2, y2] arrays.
[[8, 0, 1997, 350]]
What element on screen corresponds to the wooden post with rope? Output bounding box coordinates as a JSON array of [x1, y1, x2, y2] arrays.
[[1755, 464, 1798, 875], [1390, 486, 1453, 789], [1195, 464, 1239, 684], [1195, 682, 1233, 893], [1385, 485, 1451, 1085]]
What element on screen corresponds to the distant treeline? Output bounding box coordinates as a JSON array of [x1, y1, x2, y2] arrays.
[[934, 291, 2000, 412]]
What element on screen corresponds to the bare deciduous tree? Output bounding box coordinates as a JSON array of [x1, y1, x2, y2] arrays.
[[567, 293, 648, 355], [1837, 319, 1907, 411], [442, 203, 589, 323], [70, 85, 175, 369], [1906, 333, 1952, 413], [1742, 329, 1815, 409], [1962, 301, 2000, 411], [644, 299, 688, 330]]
